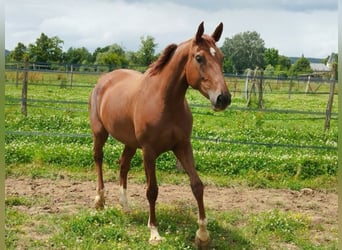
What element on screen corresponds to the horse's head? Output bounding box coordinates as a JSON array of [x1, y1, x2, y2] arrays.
[[185, 22, 231, 111]]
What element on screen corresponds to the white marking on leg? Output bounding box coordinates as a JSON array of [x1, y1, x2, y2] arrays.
[[196, 218, 210, 242], [147, 216, 164, 244], [119, 185, 130, 212], [149, 225, 164, 244], [95, 188, 105, 209], [210, 47, 216, 57]]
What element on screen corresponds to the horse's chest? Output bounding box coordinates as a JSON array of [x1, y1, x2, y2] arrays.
[[136, 114, 191, 148]]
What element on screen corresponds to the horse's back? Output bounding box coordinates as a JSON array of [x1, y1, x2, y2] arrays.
[[97, 69, 142, 89]]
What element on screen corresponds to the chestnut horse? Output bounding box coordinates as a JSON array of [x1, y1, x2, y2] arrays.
[[89, 22, 231, 247]]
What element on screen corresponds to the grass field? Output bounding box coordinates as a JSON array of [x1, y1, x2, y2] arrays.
[[4, 71, 338, 249]]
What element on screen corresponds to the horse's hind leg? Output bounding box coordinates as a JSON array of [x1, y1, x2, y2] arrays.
[[118, 146, 136, 212], [92, 128, 108, 209]]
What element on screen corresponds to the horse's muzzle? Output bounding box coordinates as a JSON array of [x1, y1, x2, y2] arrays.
[[214, 93, 231, 111]]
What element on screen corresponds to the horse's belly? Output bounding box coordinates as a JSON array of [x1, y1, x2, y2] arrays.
[[106, 120, 139, 147]]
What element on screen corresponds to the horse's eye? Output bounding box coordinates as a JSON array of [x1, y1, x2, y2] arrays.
[[195, 55, 203, 64]]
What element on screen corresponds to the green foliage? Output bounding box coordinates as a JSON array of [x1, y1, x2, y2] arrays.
[[223, 56, 234, 73], [6, 32, 338, 78], [9, 42, 27, 62], [264, 48, 279, 67], [289, 56, 313, 76], [64, 47, 92, 65], [276, 55, 292, 71], [136, 35, 158, 66], [5, 196, 32, 207], [51, 205, 253, 249], [27, 33, 64, 63], [251, 210, 310, 243], [95, 44, 128, 69], [264, 64, 275, 76], [7, 203, 332, 249], [4, 73, 338, 190], [221, 31, 266, 73], [5, 208, 29, 249]]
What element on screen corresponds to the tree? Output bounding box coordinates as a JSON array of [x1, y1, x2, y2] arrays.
[[222, 56, 234, 74], [221, 31, 265, 74], [276, 55, 291, 71], [264, 48, 279, 67], [28, 33, 64, 63], [9, 42, 27, 62], [94, 44, 128, 69], [274, 55, 292, 77], [64, 47, 92, 65], [136, 35, 157, 66], [289, 55, 312, 76], [264, 64, 275, 76]]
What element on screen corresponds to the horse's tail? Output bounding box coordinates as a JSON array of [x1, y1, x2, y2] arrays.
[[89, 85, 101, 126]]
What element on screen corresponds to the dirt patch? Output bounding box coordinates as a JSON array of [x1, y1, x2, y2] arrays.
[[5, 177, 337, 244]]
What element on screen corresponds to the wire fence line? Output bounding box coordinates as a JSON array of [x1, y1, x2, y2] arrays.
[[4, 97, 339, 117], [5, 67, 338, 151], [4, 130, 337, 151]]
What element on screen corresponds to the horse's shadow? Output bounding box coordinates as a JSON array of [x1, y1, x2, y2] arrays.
[[128, 204, 253, 249]]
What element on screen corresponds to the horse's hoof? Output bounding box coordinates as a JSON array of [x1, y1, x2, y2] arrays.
[[94, 190, 105, 210], [94, 197, 105, 209], [148, 226, 164, 245], [148, 235, 164, 245], [121, 204, 131, 213], [195, 232, 210, 249], [119, 197, 131, 213]]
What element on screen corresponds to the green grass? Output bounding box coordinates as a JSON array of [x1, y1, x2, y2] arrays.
[[4, 75, 338, 190], [4, 72, 338, 249], [5, 201, 337, 249]]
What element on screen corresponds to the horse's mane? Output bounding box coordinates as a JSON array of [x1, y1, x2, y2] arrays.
[[148, 43, 178, 76]]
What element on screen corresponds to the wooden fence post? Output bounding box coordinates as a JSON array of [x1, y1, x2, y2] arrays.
[[324, 64, 337, 131], [257, 69, 264, 109], [233, 72, 238, 97], [69, 64, 74, 87], [247, 67, 258, 107], [288, 77, 294, 99], [21, 58, 28, 116], [305, 75, 312, 94], [244, 69, 251, 100], [15, 63, 19, 87]]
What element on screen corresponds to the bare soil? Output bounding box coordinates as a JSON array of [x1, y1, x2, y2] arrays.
[[5, 176, 338, 245]]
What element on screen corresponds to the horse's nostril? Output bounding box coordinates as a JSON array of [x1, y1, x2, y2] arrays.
[[216, 94, 230, 107]]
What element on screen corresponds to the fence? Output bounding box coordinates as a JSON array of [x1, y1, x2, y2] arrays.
[[4, 63, 338, 151]]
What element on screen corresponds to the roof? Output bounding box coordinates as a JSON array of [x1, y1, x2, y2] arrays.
[[327, 53, 336, 64], [310, 63, 330, 72]]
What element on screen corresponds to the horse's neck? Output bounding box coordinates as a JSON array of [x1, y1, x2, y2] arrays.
[[158, 43, 190, 106]]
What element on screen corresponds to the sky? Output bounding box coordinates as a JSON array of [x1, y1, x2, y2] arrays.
[[5, 0, 338, 58]]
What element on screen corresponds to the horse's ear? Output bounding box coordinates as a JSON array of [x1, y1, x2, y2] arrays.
[[211, 22, 223, 42], [195, 22, 204, 42]]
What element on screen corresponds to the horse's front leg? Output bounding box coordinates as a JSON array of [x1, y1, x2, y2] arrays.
[[173, 142, 210, 248], [142, 148, 164, 244]]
